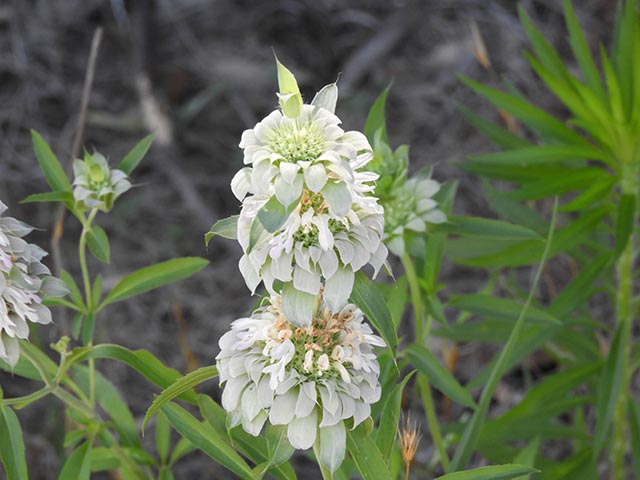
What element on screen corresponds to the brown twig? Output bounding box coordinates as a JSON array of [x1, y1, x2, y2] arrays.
[[52, 26, 103, 336]]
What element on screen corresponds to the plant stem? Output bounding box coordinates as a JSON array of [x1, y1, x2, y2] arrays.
[[402, 252, 450, 472], [612, 163, 638, 480], [78, 208, 98, 410]]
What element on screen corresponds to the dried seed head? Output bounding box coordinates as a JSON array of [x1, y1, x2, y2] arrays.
[[399, 413, 422, 469]]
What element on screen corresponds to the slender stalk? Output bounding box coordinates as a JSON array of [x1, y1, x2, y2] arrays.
[[612, 162, 638, 480], [402, 252, 451, 472], [78, 208, 98, 410]]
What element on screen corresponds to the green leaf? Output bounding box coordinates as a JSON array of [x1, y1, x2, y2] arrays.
[[559, 176, 616, 212], [346, 423, 392, 480], [350, 272, 398, 353], [594, 321, 627, 454], [86, 226, 110, 263], [21, 190, 74, 205], [449, 294, 561, 326], [117, 134, 155, 175], [205, 215, 239, 245], [512, 437, 540, 480], [155, 411, 171, 464], [61, 270, 85, 309], [73, 366, 140, 448], [31, 130, 71, 192], [441, 216, 541, 240], [364, 85, 390, 144], [406, 344, 477, 409], [66, 344, 197, 403], [266, 424, 295, 467], [375, 371, 415, 457], [563, 0, 606, 102], [502, 168, 604, 201], [629, 399, 640, 477], [101, 257, 208, 307], [458, 105, 531, 150], [59, 442, 92, 480], [162, 402, 256, 480], [614, 193, 636, 257], [469, 145, 613, 167], [143, 365, 218, 431], [0, 406, 28, 480], [275, 57, 302, 118], [451, 198, 558, 470], [257, 196, 297, 233], [460, 76, 590, 147], [436, 464, 538, 480]]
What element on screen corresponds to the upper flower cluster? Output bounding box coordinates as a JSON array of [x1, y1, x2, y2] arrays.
[[217, 293, 384, 467], [230, 76, 387, 326], [73, 152, 131, 212], [0, 201, 67, 366]]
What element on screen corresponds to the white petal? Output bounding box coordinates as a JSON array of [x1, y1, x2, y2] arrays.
[[243, 410, 268, 436], [241, 383, 262, 421], [231, 167, 253, 201], [275, 174, 303, 207], [318, 422, 346, 473], [295, 382, 317, 418], [322, 181, 352, 217], [287, 409, 318, 450], [280, 162, 301, 184], [281, 284, 316, 328], [353, 401, 371, 427], [221, 377, 250, 412], [293, 266, 321, 295], [423, 210, 447, 224], [239, 255, 261, 294], [304, 164, 327, 193], [269, 388, 298, 425], [323, 267, 354, 311], [318, 249, 339, 279]]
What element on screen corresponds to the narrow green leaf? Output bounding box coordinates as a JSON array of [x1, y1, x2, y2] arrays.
[[102, 257, 208, 306], [601, 46, 625, 123], [457, 105, 531, 150], [0, 406, 28, 480], [449, 294, 561, 326], [460, 76, 590, 146], [275, 57, 302, 118], [266, 424, 295, 467], [58, 442, 92, 480], [629, 399, 640, 477], [205, 215, 239, 245], [86, 226, 110, 263], [451, 198, 558, 470], [436, 464, 538, 480], [117, 134, 155, 175], [66, 344, 197, 403], [21, 190, 74, 205], [156, 411, 171, 464], [594, 322, 627, 454], [614, 193, 636, 257], [364, 85, 390, 144], [61, 270, 84, 309], [73, 366, 140, 448], [406, 345, 476, 409], [162, 402, 256, 480], [441, 216, 541, 240], [350, 272, 398, 352], [512, 437, 540, 480], [502, 168, 604, 201], [563, 0, 606, 101], [143, 365, 218, 431], [559, 176, 616, 212], [375, 371, 415, 457], [346, 423, 392, 480], [470, 145, 612, 167], [31, 130, 71, 192]]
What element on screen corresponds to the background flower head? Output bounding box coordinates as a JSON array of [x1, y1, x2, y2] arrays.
[[0, 201, 68, 366], [72, 151, 131, 212]]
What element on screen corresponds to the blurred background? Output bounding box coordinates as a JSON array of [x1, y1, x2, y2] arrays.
[[0, 0, 613, 477]]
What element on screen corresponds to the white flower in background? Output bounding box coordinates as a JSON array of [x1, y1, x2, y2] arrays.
[[216, 293, 384, 472], [384, 176, 447, 256], [0, 201, 68, 366], [73, 152, 131, 212]]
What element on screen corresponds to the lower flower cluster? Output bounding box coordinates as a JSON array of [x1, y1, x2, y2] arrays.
[[216, 293, 384, 452]]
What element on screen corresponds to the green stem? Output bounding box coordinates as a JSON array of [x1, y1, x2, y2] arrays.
[[78, 208, 98, 410], [402, 252, 451, 472], [612, 164, 638, 480]]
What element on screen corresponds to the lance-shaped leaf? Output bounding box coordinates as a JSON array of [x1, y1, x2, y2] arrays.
[[206, 215, 239, 245], [118, 134, 155, 175], [435, 464, 538, 480], [31, 130, 71, 192], [0, 406, 28, 480], [311, 83, 338, 113], [275, 57, 303, 118]]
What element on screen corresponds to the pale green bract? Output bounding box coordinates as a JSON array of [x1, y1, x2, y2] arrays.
[[216, 293, 384, 472], [0, 201, 68, 366], [383, 176, 447, 256], [72, 152, 131, 212]]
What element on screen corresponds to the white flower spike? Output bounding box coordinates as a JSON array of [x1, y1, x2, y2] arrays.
[[216, 292, 384, 472], [0, 201, 68, 366]]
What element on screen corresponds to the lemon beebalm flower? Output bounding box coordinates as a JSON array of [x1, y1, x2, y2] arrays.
[[216, 292, 384, 472], [384, 176, 447, 256], [0, 201, 68, 366], [72, 151, 131, 212]]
